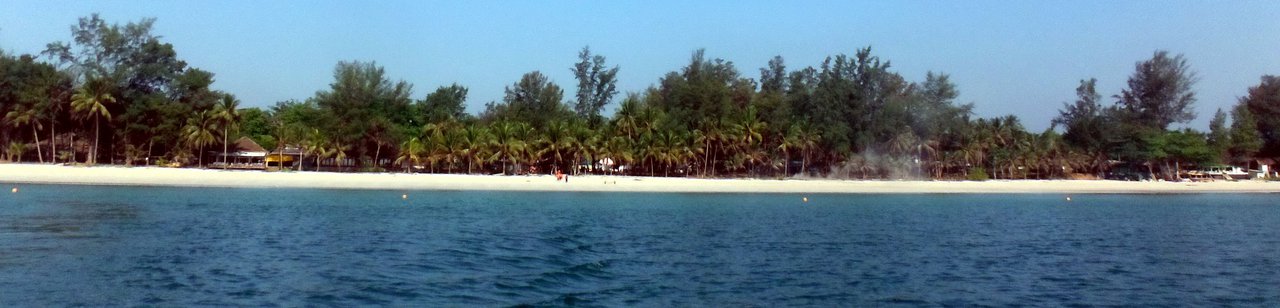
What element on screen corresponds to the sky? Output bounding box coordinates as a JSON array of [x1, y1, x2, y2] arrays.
[[2, 1, 1279, 131]]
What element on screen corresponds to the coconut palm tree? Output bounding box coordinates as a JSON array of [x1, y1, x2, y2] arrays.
[[395, 137, 425, 173], [6, 142, 26, 162], [4, 102, 44, 163], [460, 126, 491, 174], [490, 121, 528, 175], [212, 94, 240, 168], [793, 123, 819, 177], [434, 129, 465, 173], [732, 108, 767, 176], [332, 142, 351, 172], [312, 140, 337, 172], [181, 110, 218, 167], [302, 129, 328, 171], [778, 124, 802, 176], [605, 136, 635, 175], [566, 121, 593, 175], [540, 121, 574, 172], [70, 78, 115, 165]]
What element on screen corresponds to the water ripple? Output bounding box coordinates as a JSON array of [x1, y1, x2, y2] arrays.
[[0, 187, 1278, 305]]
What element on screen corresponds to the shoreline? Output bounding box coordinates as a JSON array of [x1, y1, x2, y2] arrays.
[[1, 164, 1277, 194]]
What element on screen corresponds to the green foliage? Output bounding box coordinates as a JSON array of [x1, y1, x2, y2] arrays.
[[312, 60, 414, 166], [483, 71, 570, 129], [4, 15, 1262, 181], [571, 46, 619, 125], [237, 107, 275, 150], [1207, 108, 1230, 162], [1116, 50, 1198, 130], [1055, 78, 1109, 156], [419, 84, 469, 124], [6, 142, 26, 162], [1241, 75, 1280, 157], [1161, 129, 1215, 166], [966, 167, 989, 181], [1229, 103, 1263, 163]]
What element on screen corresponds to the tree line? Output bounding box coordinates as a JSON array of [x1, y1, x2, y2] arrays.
[[3, 15, 1279, 180]]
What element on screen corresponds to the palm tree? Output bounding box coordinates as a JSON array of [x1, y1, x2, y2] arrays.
[[490, 122, 527, 175], [700, 118, 728, 177], [540, 121, 574, 172], [434, 129, 464, 173], [7, 142, 27, 162], [312, 140, 337, 172], [301, 129, 327, 171], [567, 120, 595, 175], [181, 110, 218, 167], [212, 94, 240, 168], [513, 123, 538, 172], [70, 78, 115, 165], [395, 137, 425, 173], [4, 102, 44, 163], [47, 89, 67, 164], [460, 126, 491, 174], [332, 142, 351, 172], [778, 124, 802, 176], [652, 130, 676, 176], [605, 136, 635, 175], [794, 124, 819, 176], [732, 107, 767, 176]]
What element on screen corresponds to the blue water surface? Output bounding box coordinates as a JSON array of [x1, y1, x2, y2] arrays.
[[0, 184, 1277, 306]]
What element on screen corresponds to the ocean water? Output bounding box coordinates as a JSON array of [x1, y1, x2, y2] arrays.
[[0, 184, 1277, 306]]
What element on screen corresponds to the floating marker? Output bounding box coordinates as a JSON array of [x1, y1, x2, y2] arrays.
[[402, 194, 408, 199], [802, 197, 808, 202], [1065, 196, 1072, 201], [10, 187, 16, 193]]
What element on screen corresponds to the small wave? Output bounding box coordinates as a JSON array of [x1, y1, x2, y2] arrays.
[[878, 296, 930, 305]]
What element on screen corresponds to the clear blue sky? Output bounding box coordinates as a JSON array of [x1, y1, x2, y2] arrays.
[[3, 1, 1279, 131]]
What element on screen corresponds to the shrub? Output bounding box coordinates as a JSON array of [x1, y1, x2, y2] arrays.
[[966, 167, 990, 181]]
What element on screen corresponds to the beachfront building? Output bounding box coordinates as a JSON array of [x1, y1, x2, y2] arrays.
[[265, 146, 304, 169], [210, 137, 268, 169], [1249, 158, 1276, 179]]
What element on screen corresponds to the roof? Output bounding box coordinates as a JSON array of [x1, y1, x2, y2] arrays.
[[234, 137, 267, 153], [268, 146, 305, 156]]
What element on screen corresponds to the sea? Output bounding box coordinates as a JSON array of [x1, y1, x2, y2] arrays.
[[0, 184, 1277, 306]]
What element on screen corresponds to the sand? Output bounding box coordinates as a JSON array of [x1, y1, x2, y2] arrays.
[[1, 163, 1277, 194]]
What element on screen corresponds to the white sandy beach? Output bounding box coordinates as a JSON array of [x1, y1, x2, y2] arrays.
[[1, 163, 1278, 194]]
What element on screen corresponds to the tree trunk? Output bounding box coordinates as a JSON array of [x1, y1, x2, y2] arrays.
[[222, 128, 229, 169], [801, 149, 808, 177], [783, 149, 789, 177], [92, 115, 100, 165], [710, 146, 718, 177], [703, 139, 711, 177], [50, 120, 57, 164], [373, 144, 381, 170], [33, 126, 44, 163]]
